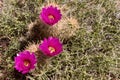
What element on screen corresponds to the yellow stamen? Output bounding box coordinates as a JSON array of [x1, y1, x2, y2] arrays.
[[24, 60, 30, 67], [48, 15, 54, 20], [48, 47, 55, 53]]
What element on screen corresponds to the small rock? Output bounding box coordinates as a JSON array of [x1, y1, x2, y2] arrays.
[[116, 12, 120, 19]]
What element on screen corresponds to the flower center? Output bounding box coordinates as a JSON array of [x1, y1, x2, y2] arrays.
[[48, 47, 55, 53], [24, 60, 30, 67], [48, 15, 54, 20]]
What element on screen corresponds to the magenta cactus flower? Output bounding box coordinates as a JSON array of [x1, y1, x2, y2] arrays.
[[39, 5, 62, 26], [39, 37, 63, 57], [14, 51, 37, 74]]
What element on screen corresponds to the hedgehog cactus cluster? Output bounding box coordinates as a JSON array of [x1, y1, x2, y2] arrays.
[[15, 3, 79, 74], [27, 4, 79, 41]]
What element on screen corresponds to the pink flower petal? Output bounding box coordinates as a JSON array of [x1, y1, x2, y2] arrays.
[[39, 5, 62, 26], [39, 37, 63, 57], [14, 51, 37, 74]]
